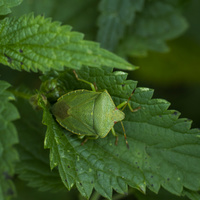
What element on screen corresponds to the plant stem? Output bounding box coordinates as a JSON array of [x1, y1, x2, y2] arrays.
[[9, 89, 32, 100]]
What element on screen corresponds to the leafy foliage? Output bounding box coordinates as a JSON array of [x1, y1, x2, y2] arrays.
[[0, 13, 136, 73], [14, 95, 65, 192], [0, 0, 22, 15], [97, 0, 144, 51], [39, 66, 200, 199], [10, 0, 188, 56], [0, 81, 20, 200], [0, 1, 199, 200], [10, 0, 98, 40], [118, 0, 189, 56]]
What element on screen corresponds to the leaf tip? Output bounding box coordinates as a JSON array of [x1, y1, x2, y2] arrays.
[[137, 182, 146, 194], [126, 65, 139, 71]]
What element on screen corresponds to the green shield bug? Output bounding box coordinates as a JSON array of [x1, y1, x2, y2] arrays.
[[51, 70, 140, 148]]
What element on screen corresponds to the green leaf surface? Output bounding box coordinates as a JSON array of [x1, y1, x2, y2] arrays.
[[0, 13, 136, 73], [10, 0, 98, 40], [14, 93, 65, 192], [9, 0, 189, 57], [118, 0, 188, 56], [97, 0, 144, 51], [40, 66, 200, 199], [0, 0, 22, 15], [0, 80, 20, 200]]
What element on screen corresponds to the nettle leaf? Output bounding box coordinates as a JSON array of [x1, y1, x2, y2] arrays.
[[39, 67, 145, 199], [0, 0, 22, 15], [97, 0, 144, 51], [39, 66, 200, 199], [118, 0, 188, 56], [11, 0, 98, 40], [0, 80, 20, 200], [0, 13, 136, 73], [14, 94, 65, 192]]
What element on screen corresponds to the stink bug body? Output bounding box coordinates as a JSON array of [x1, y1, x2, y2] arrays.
[[51, 71, 140, 148]]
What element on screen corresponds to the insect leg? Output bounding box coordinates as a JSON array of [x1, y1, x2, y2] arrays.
[[73, 70, 97, 92], [111, 127, 118, 146], [81, 135, 99, 145], [120, 121, 129, 149], [112, 124, 129, 149], [117, 89, 141, 112], [81, 138, 88, 145]]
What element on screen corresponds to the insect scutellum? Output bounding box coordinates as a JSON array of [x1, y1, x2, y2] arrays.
[[73, 70, 140, 149]]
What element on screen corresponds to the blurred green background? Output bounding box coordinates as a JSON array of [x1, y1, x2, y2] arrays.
[[132, 0, 200, 129], [0, 0, 199, 199]]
